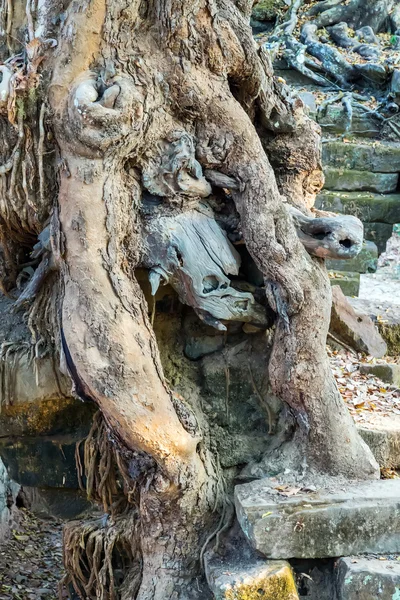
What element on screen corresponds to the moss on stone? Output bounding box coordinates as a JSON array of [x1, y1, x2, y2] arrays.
[[252, 0, 284, 22], [0, 396, 96, 438], [224, 564, 299, 599], [378, 323, 400, 356]]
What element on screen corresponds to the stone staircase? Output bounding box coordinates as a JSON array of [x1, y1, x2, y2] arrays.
[[317, 138, 400, 297], [209, 477, 400, 599]]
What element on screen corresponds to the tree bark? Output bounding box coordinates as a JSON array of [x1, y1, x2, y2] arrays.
[[0, 0, 379, 597]]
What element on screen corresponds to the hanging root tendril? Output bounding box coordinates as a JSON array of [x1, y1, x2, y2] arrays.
[[60, 512, 142, 600]]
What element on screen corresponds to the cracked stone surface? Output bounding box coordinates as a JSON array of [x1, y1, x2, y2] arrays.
[[235, 479, 400, 559]]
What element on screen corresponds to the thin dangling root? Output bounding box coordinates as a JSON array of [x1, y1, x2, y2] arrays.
[[64, 412, 146, 600], [60, 512, 142, 600], [76, 411, 143, 515]]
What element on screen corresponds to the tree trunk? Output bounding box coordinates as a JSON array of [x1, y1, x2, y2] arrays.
[[0, 0, 379, 597]]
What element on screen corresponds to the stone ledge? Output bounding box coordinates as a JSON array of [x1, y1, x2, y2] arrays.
[[235, 479, 400, 559], [316, 191, 400, 225], [324, 169, 399, 194], [329, 272, 360, 297], [323, 141, 400, 174], [357, 414, 400, 469]]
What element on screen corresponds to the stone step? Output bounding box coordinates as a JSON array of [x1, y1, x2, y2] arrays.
[[358, 415, 400, 470], [317, 104, 381, 138], [324, 169, 399, 194], [205, 554, 299, 599], [316, 191, 400, 225], [350, 298, 400, 356], [326, 241, 378, 274], [364, 223, 393, 255], [235, 479, 400, 559], [322, 141, 400, 174], [335, 556, 400, 600], [329, 272, 360, 297]]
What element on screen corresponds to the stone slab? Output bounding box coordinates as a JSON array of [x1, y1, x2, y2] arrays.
[[326, 241, 378, 274], [205, 554, 299, 600], [358, 415, 400, 469], [324, 168, 399, 194], [316, 191, 400, 225], [235, 479, 400, 559], [336, 556, 400, 600], [350, 299, 400, 356], [364, 223, 393, 255], [329, 271, 360, 296], [322, 141, 400, 174], [330, 286, 386, 357]]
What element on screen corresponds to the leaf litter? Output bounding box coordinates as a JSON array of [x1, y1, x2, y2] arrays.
[[0, 509, 66, 600], [328, 345, 400, 425]]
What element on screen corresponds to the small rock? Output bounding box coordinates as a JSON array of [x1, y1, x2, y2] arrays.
[[350, 298, 400, 356], [297, 91, 317, 113], [328, 22, 355, 48], [391, 69, 400, 97], [353, 44, 381, 60], [356, 26, 379, 44]]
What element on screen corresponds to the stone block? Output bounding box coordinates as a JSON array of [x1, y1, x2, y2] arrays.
[[235, 478, 400, 559], [358, 415, 400, 469], [364, 223, 393, 255], [350, 299, 400, 355], [336, 556, 400, 600], [0, 435, 80, 489], [206, 554, 299, 600], [317, 105, 380, 138], [326, 241, 378, 274], [330, 286, 387, 357], [322, 141, 400, 174], [316, 191, 400, 225], [22, 486, 93, 520], [324, 169, 398, 194], [200, 339, 280, 468], [359, 362, 400, 385], [329, 272, 360, 296]]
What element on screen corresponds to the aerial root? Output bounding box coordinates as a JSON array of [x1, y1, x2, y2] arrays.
[[76, 411, 139, 515], [60, 513, 141, 600]]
